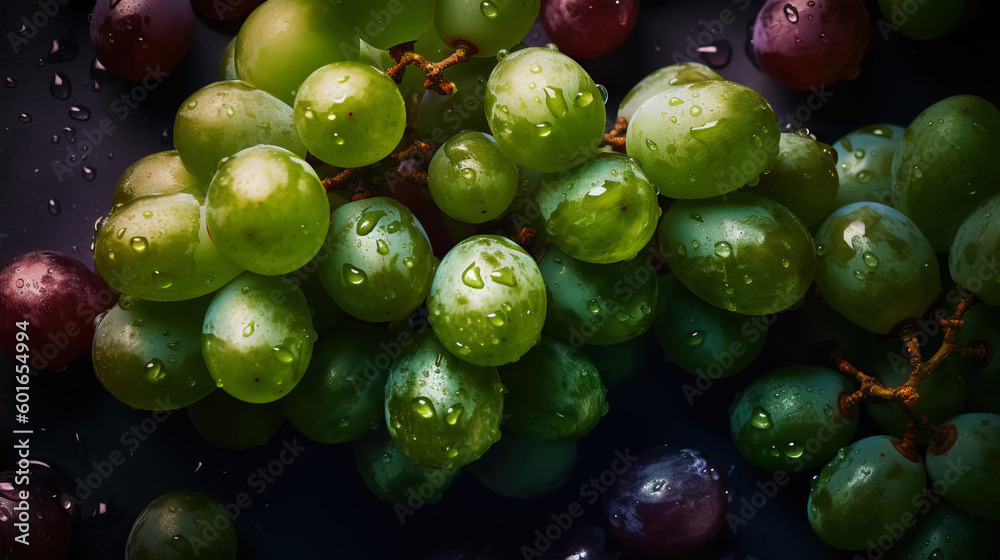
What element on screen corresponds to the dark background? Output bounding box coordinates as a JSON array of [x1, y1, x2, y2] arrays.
[[1, 0, 999, 558]]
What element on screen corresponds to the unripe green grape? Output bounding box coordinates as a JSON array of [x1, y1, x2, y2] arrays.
[[832, 124, 904, 208], [434, 0, 540, 57], [626, 80, 779, 199], [892, 95, 1000, 252], [337, 0, 435, 49], [949, 191, 1000, 305], [467, 431, 576, 498], [876, 0, 967, 40], [202, 272, 316, 403], [427, 131, 518, 223], [618, 62, 724, 123], [747, 131, 839, 227], [807, 436, 926, 551], [485, 47, 606, 173], [653, 274, 766, 378], [659, 192, 817, 315], [294, 62, 406, 169], [186, 390, 285, 450], [205, 145, 329, 276], [93, 297, 215, 411], [499, 336, 607, 443], [126, 491, 236, 560], [112, 150, 204, 206], [538, 246, 658, 346], [318, 197, 436, 322], [280, 321, 392, 444], [926, 413, 1000, 521], [353, 427, 459, 505], [428, 235, 547, 366], [887, 500, 996, 560], [235, 0, 359, 105], [173, 80, 305, 183], [385, 330, 504, 469], [417, 54, 498, 141], [94, 193, 243, 302], [813, 202, 941, 334], [538, 152, 660, 263], [219, 37, 237, 80], [730, 365, 858, 472]]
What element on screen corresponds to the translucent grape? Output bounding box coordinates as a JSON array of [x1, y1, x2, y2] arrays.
[[949, 191, 1000, 305], [201, 272, 316, 403], [112, 150, 204, 206], [427, 131, 518, 223], [617, 62, 723, 123], [294, 62, 406, 168], [538, 152, 660, 263], [748, 131, 838, 226], [384, 330, 504, 468], [813, 202, 941, 334], [832, 124, 904, 209], [206, 145, 330, 276], [337, 0, 435, 49], [926, 413, 1000, 521], [659, 192, 816, 315], [427, 235, 547, 366], [485, 47, 606, 172], [93, 297, 215, 411], [353, 427, 459, 505], [234, 0, 359, 105], [126, 491, 236, 560], [94, 193, 243, 302], [626, 80, 780, 199], [467, 431, 575, 498], [433, 0, 541, 57], [173, 80, 306, 183], [892, 95, 1000, 252], [186, 389, 285, 450], [317, 197, 436, 322]]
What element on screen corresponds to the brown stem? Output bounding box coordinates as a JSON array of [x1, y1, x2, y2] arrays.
[[322, 167, 364, 192], [602, 117, 628, 150], [387, 42, 479, 96]]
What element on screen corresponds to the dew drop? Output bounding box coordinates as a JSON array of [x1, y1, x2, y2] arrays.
[[462, 262, 485, 289], [50, 71, 71, 100], [130, 237, 148, 252], [243, 321, 256, 337], [272, 346, 295, 364], [376, 239, 390, 255], [784, 3, 799, 23], [82, 165, 97, 181], [479, 0, 499, 18], [344, 264, 367, 285], [686, 330, 706, 346], [445, 403, 464, 425], [714, 241, 732, 257], [47, 198, 61, 215], [145, 358, 166, 382], [68, 105, 91, 121], [412, 397, 435, 418], [152, 270, 175, 289], [18, 113, 32, 123], [750, 406, 772, 429]]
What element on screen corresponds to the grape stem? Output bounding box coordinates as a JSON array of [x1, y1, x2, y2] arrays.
[[602, 117, 628, 151], [831, 289, 979, 443], [320, 140, 437, 199], [386, 42, 479, 96], [509, 227, 545, 262]]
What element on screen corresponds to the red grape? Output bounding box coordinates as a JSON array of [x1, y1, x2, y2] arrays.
[[751, 0, 872, 90], [0, 251, 117, 371], [0, 469, 74, 560], [540, 0, 639, 59], [603, 445, 728, 558], [89, 0, 195, 81]]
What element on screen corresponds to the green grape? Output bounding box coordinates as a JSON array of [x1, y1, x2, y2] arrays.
[[384, 330, 504, 468], [126, 491, 236, 560], [467, 430, 575, 498], [747, 131, 839, 227], [877, 0, 968, 40], [807, 435, 927, 551], [956, 304, 1000, 413], [617, 62, 724, 123], [186, 389, 285, 450], [205, 145, 330, 276], [580, 334, 648, 389], [653, 274, 766, 378], [201, 272, 317, 403], [353, 427, 460, 505], [892, 95, 1000, 252], [538, 246, 658, 346], [318, 197, 436, 322], [659, 192, 816, 315], [626, 80, 780, 199], [863, 339, 966, 442], [485, 46, 606, 172], [427, 234, 547, 366], [219, 37, 237, 80], [173, 80, 306, 183], [813, 202, 941, 334], [832, 124, 904, 208], [294, 62, 406, 168], [433, 0, 540, 57], [427, 131, 518, 223], [730, 365, 858, 472], [887, 500, 996, 560], [234, 0, 359, 105], [416, 53, 498, 142], [93, 297, 215, 411], [280, 320, 392, 444], [498, 336, 607, 442], [94, 193, 243, 302], [926, 413, 1000, 521], [112, 150, 204, 206], [538, 152, 660, 263], [336, 0, 435, 49], [949, 191, 1000, 305]]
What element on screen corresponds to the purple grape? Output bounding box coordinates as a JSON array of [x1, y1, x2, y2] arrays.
[[0, 467, 74, 560], [90, 0, 194, 81], [542, 525, 620, 560], [603, 445, 728, 558]]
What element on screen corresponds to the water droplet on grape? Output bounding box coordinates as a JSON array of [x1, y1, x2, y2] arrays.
[[130, 237, 148, 252], [783, 3, 799, 23], [68, 105, 91, 121], [47, 198, 61, 215], [145, 358, 166, 382], [479, 0, 499, 18], [714, 241, 732, 257], [50, 71, 71, 100], [376, 239, 390, 255], [412, 397, 435, 418], [751, 407, 772, 429], [344, 264, 367, 285]]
